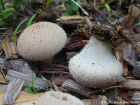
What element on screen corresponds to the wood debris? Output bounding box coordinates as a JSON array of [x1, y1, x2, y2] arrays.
[[5, 70, 50, 90], [123, 42, 137, 68], [0, 85, 8, 93], [2, 42, 18, 59], [123, 79, 140, 90], [61, 79, 92, 98], [132, 91, 140, 104], [4, 78, 24, 105], [132, 61, 140, 78], [92, 95, 108, 105], [106, 88, 118, 104], [0, 91, 43, 105], [1, 0, 140, 104], [0, 72, 7, 85]]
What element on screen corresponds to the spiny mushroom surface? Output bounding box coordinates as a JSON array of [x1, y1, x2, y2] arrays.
[[35, 91, 84, 105], [69, 36, 124, 88], [20, 103, 34, 105], [17, 22, 67, 61]]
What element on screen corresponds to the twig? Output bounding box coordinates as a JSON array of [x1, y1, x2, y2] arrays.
[[0, 28, 7, 30], [39, 69, 68, 71], [49, 64, 69, 69], [125, 77, 134, 79], [109, 25, 121, 41], [87, 85, 126, 95], [0, 81, 8, 85], [39, 70, 70, 74], [130, 0, 133, 15], [13, 10, 26, 17]]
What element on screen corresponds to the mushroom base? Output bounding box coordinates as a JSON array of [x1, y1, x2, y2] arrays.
[[40, 56, 54, 64]]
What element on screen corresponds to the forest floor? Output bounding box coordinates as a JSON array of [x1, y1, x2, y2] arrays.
[[1, 0, 140, 105]]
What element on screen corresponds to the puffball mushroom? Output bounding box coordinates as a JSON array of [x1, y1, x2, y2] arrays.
[[35, 91, 84, 105], [17, 22, 67, 63], [69, 36, 124, 88]]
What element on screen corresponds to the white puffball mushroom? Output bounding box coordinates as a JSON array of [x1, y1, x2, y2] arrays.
[[20, 103, 34, 105], [35, 91, 84, 105], [17, 22, 67, 63], [69, 36, 124, 88]]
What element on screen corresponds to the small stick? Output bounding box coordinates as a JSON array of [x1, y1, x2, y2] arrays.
[[39, 70, 70, 74], [130, 0, 133, 16], [87, 86, 126, 95], [0, 81, 8, 85], [109, 25, 121, 41], [39, 69, 69, 71], [125, 77, 134, 79], [49, 64, 69, 69]]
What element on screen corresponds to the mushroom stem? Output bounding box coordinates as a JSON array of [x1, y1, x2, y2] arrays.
[[41, 56, 54, 64]]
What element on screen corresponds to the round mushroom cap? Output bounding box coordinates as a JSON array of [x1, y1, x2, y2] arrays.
[[35, 91, 84, 105], [17, 22, 67, 61]]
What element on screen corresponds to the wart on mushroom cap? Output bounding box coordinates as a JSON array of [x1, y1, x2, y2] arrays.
[[17, 22, 67, 62], [69, 36, 124, 88], [35, 91, 84, 105]]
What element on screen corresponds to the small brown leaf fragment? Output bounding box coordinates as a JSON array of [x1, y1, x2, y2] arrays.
[[115, 51, 128, 76], [131, 5, 140, 19], [119, 91, 132, 102]]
